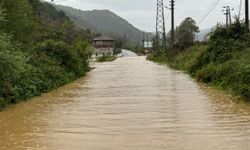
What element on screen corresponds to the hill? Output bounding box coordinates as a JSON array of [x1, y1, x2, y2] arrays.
[[54, 4, 149, 46]]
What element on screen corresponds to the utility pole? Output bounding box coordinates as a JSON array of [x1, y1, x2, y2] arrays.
[[229, 7, 233, 25], [143, 32, 145, 50], [156, 0, 167, 52], [146, 33, 149, 48], [222, 6, 234, 27], [246, 0, 249, 32], [170, 0, 175, 46]]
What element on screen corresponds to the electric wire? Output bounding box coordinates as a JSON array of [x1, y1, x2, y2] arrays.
[[198, 0, 221, 25], [198, 0, 219, 20]]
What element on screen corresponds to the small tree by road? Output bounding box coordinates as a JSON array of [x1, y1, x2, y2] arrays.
[[175, 17, 199, 50]]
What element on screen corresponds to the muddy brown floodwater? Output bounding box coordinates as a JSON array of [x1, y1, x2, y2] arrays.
[[0, 57, 250, 150]]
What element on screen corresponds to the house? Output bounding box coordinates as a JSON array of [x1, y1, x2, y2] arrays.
[[92, 35, 115, 57]]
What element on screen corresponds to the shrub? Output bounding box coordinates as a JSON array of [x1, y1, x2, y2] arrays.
[[149, 21, 250, 100], [34, 39, 90, 76]]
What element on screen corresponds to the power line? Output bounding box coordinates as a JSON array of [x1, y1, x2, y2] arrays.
[[198, 0, 220, 25], [200, 0, 218, 18], [198, 0, 221, 25]]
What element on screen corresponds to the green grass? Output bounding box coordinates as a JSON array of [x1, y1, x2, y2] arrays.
[[96, 55, 117, 62], [171, 45, 207, 71], [148, 45, 250, 101], [148, 22, 250, 101]]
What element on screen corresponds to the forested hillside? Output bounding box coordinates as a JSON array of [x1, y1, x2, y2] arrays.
[[54, 4, 150, 47], [0, 0, 93, 109]]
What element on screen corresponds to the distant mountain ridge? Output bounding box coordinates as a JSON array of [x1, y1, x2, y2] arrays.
[[53, 4, 149, 46]]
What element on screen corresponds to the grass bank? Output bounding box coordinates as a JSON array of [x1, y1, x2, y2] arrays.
[[148, 23, 250, 101], [96, 55, 117, 62]]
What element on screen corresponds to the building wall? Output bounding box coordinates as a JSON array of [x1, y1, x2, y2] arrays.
[[92, 40, 115, 57], [94, 41, 113, 46], [94, 47, 114, 57]]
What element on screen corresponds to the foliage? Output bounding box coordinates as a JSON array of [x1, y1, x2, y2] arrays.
[[147, 53, 169, 64], [0, 0, 92, 110], [0, 0, 36, 44], [175, 17, 199, 50], [148, 21, 250, 100], [34, 40, 90, 76], [171, 45, 206, 71], [190, 23, 250, 99], [0, 4, 5, 22], [96, 55, 117, 62]]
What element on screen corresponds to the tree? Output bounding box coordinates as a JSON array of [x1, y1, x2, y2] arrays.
[[28, 0, 40, 10], [175, 17, 199, 50], [0, 0, 36, 43], [0, 4, 6, 30], [0, 4, 4, 22]]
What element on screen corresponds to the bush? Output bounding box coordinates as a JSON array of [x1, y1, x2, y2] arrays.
[[34, 40, 90, 76], [0, 0, 93, 110], [0, 36, 91, 110], [0, 34, 30, 103], [96, 55, 117, 62], [148, 22, 250, 100]]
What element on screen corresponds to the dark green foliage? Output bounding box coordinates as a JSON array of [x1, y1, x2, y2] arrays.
[[0, 4, 5, 22], [96, 56, 117, 62], [0, 0, 36, 43], [38, 2, 69, 21], [0, 0, 92, 110], [132, 47, 145, 55], [34, 40, 90, 76], [191, 22, 249, 71], [175, 17, 199, 50], [190, 23, 249, 100], [148, 21, 250, 100]]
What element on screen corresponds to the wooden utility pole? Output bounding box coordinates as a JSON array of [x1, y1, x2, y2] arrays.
[[170, 0, 175, 46], [246, 0, 249, 32], [146, 33, 149, 48]]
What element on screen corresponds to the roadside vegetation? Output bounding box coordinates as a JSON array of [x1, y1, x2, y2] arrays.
[[0, 0, 94, 110], [96, 55, 117, 62], [148, 18, 250, 101]]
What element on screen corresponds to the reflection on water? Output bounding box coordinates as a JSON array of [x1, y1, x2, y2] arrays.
[[0, 57, 249, 150]]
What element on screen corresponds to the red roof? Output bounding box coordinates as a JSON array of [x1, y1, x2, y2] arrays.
[[93, 35, 115, 41]]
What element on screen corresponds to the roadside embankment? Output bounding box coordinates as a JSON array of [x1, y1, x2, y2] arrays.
[[0, 1, 92, 110], [95, 55, 117, 62], [148, 23, 250, 101]]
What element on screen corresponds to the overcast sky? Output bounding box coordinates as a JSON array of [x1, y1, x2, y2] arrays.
[[46, 0, 246, 32]]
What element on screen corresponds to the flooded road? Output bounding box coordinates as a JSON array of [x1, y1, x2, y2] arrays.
[[0, 56, 250, 150]]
